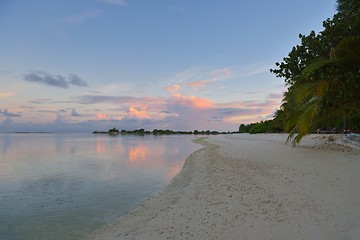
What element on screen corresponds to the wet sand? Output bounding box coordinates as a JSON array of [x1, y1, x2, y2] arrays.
[[91, 134, 360, 240]]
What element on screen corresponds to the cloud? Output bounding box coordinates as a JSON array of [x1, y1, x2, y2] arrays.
[[76, 90, 280, 128], [164, 85, 181, 95], [241, 64, 272, 77], [184, 80, 210, 88], [97, 83, 130, 94], [164, 67, 232, 95], [0, 97, 279, 132], [210, 68, 232, 81], [267, 93, 283, 99], [96, 113, 107, 120], [24, 72, 88, 89], [168, 68, 202, 85], [129, 106, 149, 119], [24, 72, 68, 88], [0, 91, 14, 98], [6, 80, 283, 132], [100, 0, 126, 6], [218, 99, 281, 124], [63, 10, 99, 24], [78, 95, 139, 104], [29, 98, 58, 104], [0, 109, 21, 117], [0, 70, 12, 74], [71, 109, 81, 117], [32, 109, 57, 114], [77, 95, 165, 109], [170, 94, 213, 109], [68, 74, 88, 87]]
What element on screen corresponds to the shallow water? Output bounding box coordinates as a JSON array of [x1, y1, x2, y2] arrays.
[[0, 133, 200, 240]]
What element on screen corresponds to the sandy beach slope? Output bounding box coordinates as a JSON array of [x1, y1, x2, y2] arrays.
[[91, 134, 360, 240]]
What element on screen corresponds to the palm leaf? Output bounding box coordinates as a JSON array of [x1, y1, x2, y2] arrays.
[[302, 58, 334, 76]]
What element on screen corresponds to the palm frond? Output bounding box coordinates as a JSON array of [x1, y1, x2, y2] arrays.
[[302, 58, 334, 76]]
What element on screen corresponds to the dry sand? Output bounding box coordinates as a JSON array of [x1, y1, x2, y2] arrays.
[[91, 134, 360, 240]]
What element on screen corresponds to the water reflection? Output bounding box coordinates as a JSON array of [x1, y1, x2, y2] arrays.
[[128, 144, 148, 161], [0, 133, 200, 240], [128, 144, 166, 167], [127, 143, 184, 181], [0, 134, 12, 155], [95, 139, 106, 155]]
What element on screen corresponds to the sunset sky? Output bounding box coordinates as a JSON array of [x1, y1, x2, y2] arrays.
[[0, 0, 336, 132]]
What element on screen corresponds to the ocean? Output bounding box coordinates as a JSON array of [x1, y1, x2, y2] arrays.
[[0, 133, 200, 240]]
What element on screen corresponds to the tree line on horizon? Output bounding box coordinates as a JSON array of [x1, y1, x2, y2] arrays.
[[256, 0, 360, 143], [93, 128, 239, 136]]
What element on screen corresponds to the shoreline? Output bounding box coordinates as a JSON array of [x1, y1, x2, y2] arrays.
[[90, 134, 360, 240]]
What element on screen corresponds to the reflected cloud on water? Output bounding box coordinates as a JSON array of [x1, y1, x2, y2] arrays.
[[0, 133, 200, 240]]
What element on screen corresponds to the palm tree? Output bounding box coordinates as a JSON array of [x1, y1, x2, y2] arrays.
[[285, 36, 360, 143]]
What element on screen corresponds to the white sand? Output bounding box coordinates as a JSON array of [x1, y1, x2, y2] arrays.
[[91, 134, 360, 240]]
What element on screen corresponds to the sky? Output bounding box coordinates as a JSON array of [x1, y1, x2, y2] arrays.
[[0, 0, 337, 132]]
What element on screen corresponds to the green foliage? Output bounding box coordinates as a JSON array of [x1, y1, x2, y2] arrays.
[[249, 122, 269, 134], [271, 0, 360, 144], [108, 128, 120, 133], [93, 128, 234, 135], [239, 120, 283, 134], [239, 123, 253, 133]]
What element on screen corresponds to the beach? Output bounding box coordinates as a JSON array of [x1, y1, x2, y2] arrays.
[[91, 134, 360, 240]]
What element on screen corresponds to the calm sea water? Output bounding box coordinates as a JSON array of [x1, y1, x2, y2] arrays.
[[0, 133, 200, 240]]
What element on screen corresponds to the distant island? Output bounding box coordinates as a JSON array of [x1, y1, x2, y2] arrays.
[[92, 128, 239, 136]]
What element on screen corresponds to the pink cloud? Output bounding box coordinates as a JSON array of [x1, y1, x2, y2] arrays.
[[96, 113, 107, 120], [212, 97, 282, 125], [81, 91, 281, 129], [171, 94, 213, 109], [184, 79, 210, 88], [128, 106, 150, 119], [6, 86, 283, 132], [166, 67, 232, 93], [0, 92, 15, 98]]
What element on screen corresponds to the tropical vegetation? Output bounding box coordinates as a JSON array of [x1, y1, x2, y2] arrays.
[[238, 120, 283, 134], [270, 0, 360, 143], [93, 128, 239, 135]]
